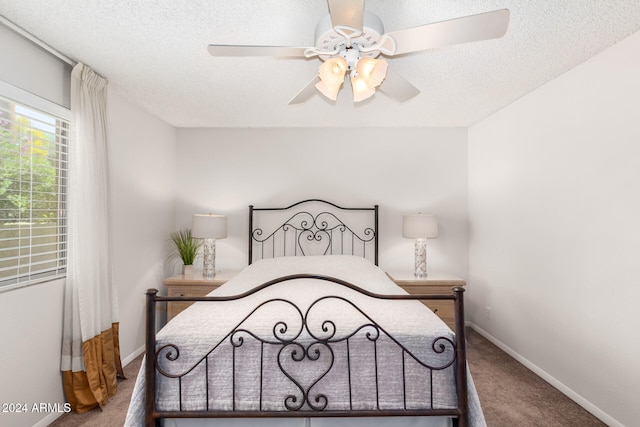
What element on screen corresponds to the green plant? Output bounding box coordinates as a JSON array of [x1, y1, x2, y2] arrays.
[[169, 228, 201, 265]]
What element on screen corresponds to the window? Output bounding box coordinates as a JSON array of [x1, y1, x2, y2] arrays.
[[0, 92, 69, 290]]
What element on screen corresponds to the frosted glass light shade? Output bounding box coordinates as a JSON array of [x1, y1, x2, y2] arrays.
[[316, 57, 347, 100], [351, 57, 388, 102], [351, 73, 376, 102], [192, 214, 227, 239], [356, 57, 388, 88], [402, 214, 438, 239]]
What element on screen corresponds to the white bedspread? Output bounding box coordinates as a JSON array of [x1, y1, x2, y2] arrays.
[[125, 256, 486, 427]]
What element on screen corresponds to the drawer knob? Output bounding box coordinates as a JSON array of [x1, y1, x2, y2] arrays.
[[433, 308, 438, 314]]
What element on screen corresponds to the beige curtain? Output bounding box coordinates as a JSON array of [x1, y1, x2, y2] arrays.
[[61, 63, 123, 413]]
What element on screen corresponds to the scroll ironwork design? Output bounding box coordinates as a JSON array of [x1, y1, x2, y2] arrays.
[[154, 296, 457, 413], [249, 200, 379, 265]]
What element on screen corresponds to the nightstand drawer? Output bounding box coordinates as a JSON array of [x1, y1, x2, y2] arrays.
[[386, 272, 466, 330], [167, 301, 200, 319], [423, 301, 455, 325], [167, 284, 221, 320], [163, 271, 237, 321], [167, 284, 218, 298]]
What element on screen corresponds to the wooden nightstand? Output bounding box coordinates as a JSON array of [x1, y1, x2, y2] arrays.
[[386, 272, 466, 329], [163, 270, 237, 321]]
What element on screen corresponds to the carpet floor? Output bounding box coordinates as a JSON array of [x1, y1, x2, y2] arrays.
[[49, 328, 607, 427]]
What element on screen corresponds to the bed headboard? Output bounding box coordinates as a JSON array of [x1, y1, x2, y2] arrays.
[[248, 199, 379, 265]]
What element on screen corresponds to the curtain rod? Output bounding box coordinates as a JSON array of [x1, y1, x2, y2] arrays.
[[0, 15, 77, 67]]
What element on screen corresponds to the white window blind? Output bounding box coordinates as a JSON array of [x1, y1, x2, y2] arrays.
[[0, 93, 69, 289]]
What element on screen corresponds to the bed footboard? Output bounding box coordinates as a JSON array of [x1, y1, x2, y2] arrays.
[[144, 276, 468, 427]]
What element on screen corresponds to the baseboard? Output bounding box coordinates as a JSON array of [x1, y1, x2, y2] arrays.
[[122, 344, 145, 366], [468, 323, 623, 427], [33, 411, 63, 427]]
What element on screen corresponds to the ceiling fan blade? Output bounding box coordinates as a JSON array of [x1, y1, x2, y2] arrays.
[[288, 76, 321, 105], [208, 45, 308, 57], [378, 68, 420, 103], [327, 0, 364, 33], [385, 9, 510, 56]]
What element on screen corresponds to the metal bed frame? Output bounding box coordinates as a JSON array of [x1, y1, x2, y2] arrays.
[[143, 200, 469, 427]]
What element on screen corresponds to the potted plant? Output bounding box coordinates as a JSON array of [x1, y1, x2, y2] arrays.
[[169, 228, 201, 275]]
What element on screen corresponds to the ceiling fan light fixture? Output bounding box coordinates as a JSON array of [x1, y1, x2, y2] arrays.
[[209, 3, 511, 106], [316, 57, 348, 100], [356, 57, 388, 88]]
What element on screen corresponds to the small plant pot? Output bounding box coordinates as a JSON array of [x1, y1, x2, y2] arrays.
[[182, 264, 195, 276]]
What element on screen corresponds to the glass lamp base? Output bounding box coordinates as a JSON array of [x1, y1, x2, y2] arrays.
[[202, 238, 216, 279], [414, 238, 427, 278]]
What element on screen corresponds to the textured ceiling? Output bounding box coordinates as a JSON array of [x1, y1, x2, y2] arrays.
[[1, 1, 640, 128]]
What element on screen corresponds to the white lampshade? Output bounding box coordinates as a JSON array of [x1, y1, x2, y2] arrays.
[[356, 57, 388, 89], [351, 73, 376, 102], [192, 214, 227, 239], [402, 214, 438, 239], [316, 57, 347, 100]]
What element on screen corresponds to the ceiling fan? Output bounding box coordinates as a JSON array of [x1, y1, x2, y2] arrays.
[[208, 0, 509, 104]]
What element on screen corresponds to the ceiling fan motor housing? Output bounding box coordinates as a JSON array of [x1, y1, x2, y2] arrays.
[[314, 11, 385, 64]]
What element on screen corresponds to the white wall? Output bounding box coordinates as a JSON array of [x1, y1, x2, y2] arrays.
[[0, 278, 66, 427], [107, 88, 176, 361], [175, 128, 469, 277], [468, 31, 640, 427]]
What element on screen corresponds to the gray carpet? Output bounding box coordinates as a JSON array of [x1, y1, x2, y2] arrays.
[[465, 329, 606, 427], [49, 328, 606, 427]]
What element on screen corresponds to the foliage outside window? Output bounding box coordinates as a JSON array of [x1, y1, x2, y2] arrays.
[[0, 95, 69, 289]]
